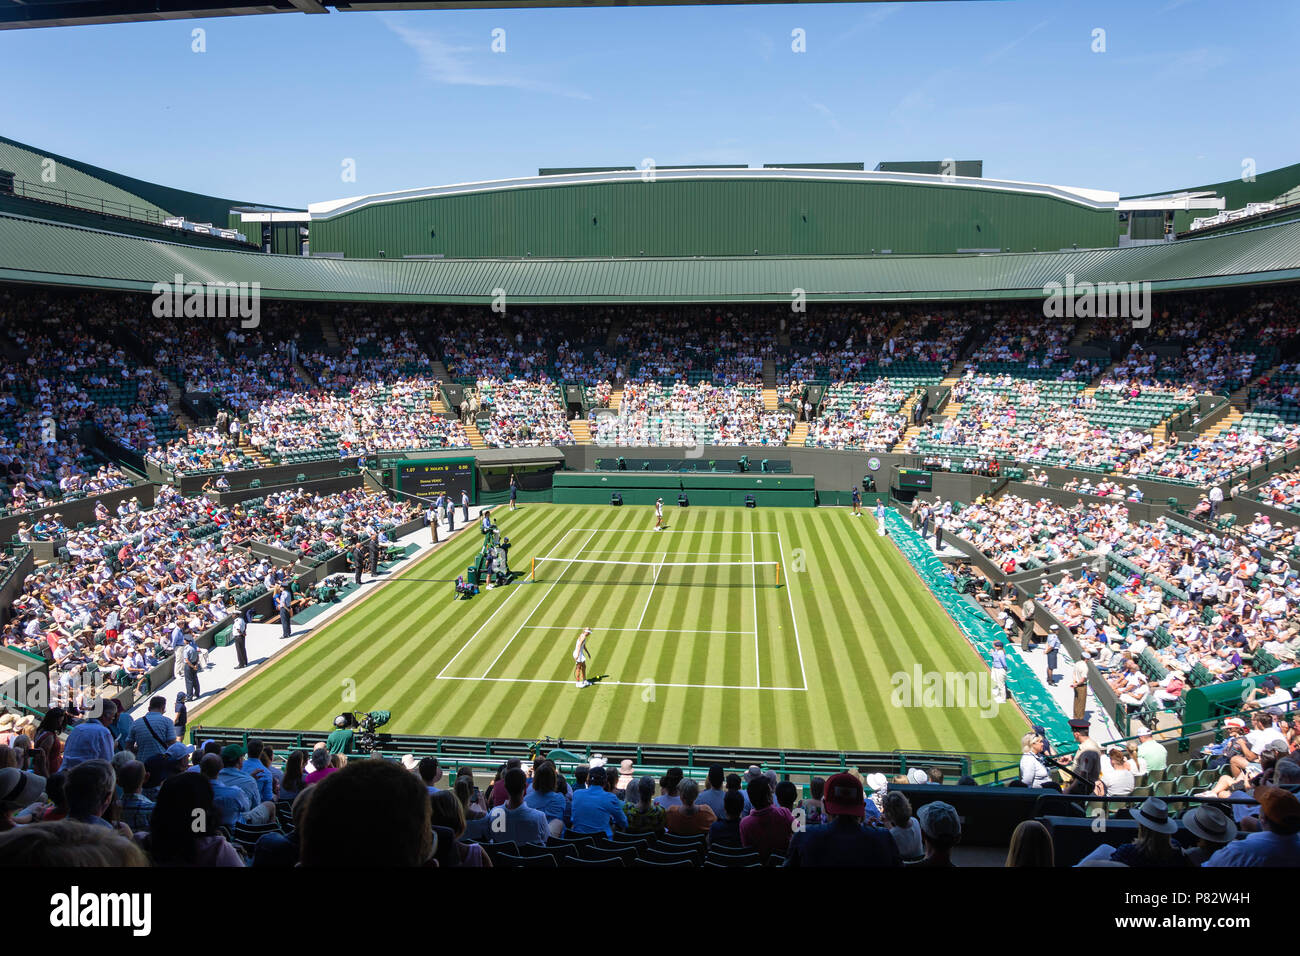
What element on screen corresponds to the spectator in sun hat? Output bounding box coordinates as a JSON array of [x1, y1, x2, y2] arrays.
[[865, 772, 889, 818], [0, 766, 46, 832], [913, 800, 962, 867], [1204, 785, 1300, 867], [784, 772, 901, 867], [614, 758, 636, 795], [1180, 804, 1238, 865], [1076, 797, 1188, 867]]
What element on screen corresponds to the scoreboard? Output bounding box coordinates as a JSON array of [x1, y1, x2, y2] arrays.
[[896, 468, 933, 491], [395, 458, 477, 503]]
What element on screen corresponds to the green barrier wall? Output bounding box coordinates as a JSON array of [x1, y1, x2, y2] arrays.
[[884, 508, 1071, 746], [1183, 666, 1300, 724], [553, 472, 815, 507]]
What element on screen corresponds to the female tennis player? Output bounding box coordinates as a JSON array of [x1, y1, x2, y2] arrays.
[[574, 627, 592, 688]]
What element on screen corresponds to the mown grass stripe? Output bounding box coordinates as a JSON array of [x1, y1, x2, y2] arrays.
[[197, 504, 1023, 754]]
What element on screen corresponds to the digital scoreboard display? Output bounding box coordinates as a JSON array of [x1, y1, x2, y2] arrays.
[[396, 458, 476, 503], [897, 468, 933, 491]]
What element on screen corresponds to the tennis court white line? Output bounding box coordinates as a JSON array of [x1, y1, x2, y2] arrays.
[[776, 529, 809, 691], [577, 551, 755, 558], [751, 529, 760, 686], [519, 626, 754, 635], [436, 527, 575, 680], [435, 675, 807, 692], [567, 528, 783, 535], [478, 528, 600, 679], [633, 548, 667, 633]]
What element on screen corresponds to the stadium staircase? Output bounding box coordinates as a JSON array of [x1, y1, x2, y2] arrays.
[[1068, 317, 1098, 348], [429, 389, 449, 415], [320, 315, 341, 351], [1200, 406, 1244, 439], [463, 422, 487, 449], [785, 421, 809, 446], [569, 419, 592, 443], [1232, 361, 1282, 406], [762, 387, 779, 411], [293, 360, 318, 388], [166, 380, 201, 432], [238, 436, 273, 468], [604, 319, 623, 348], [609, 388, 623, 411]]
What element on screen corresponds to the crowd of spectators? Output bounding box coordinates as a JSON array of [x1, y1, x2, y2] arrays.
[[477, 378, 575, 447], [593, 381, 792, 446], [0, 484, 418, 712]]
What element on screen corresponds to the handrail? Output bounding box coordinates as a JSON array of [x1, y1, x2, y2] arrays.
[[973, 702, 1300, 785], [8, 175, 167, 225]]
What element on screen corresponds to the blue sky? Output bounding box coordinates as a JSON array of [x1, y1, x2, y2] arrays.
[[1, 0, 1296, 209]]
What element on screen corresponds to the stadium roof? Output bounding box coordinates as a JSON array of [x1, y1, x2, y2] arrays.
[[0, 0, 889, 31], [307, 167, 1119, 219], [4, 210, 1300, 304]]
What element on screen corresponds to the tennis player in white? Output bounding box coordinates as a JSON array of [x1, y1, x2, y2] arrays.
[[574, 627, 592, 687], [654, 497, 664, 531]]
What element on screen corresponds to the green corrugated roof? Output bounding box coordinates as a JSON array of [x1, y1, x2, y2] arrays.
[[0, 139, 174, 222], [2, 211, 1299, 304]]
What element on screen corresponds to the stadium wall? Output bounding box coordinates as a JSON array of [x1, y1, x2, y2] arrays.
[[308, 178, 1117, 259]]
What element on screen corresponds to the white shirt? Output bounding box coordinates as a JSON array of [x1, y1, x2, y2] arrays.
[[574, 635, 588, 663]]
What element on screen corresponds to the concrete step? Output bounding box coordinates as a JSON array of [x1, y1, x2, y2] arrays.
[[610, 388, 623, 412], [762, 386, 779, 411], [897, 424, 924, 447], [320, 316, 340, 350], [1202, 407, 1244, 440], [762, 359, 777, 390], [786, 421, 809, 447], [463, 422, 487, 449], [569, 419, 592, 444]]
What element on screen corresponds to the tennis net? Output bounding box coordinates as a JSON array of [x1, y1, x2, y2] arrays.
[[530, 556, 782, 588]]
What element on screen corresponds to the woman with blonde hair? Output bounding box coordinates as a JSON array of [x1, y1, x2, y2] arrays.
[[1006, 820, 1054, 867], [1019, 733, 1053, 788]]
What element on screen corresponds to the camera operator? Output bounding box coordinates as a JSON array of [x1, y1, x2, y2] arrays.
[[328, 714, 357, 756]]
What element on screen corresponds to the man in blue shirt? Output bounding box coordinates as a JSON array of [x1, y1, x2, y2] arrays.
[[181, 635, 201, 701], [484, 768, 549, 845], [127, 695, 179, 764], [61, 702, 117, 770], [242, 738, 275, 803], [276, 586, 293, 639], [219, 743, 277, 824], [570, 766, 628, 836], [1204, 785, 1300, 867], [201, 753, 252, 828], [990, 640, 1008, 704]]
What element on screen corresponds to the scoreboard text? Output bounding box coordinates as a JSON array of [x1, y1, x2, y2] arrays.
[[396, 458, 476, 503]]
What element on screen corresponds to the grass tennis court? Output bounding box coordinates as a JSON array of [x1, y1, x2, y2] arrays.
[[196, 504, 1028, 753]]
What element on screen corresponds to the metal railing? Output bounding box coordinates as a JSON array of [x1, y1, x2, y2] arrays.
[[8, 175, 167, 225]]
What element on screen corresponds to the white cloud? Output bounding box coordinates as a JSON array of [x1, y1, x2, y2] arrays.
[[384, 18, 592, 100], [809, 101, 844, 134]]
